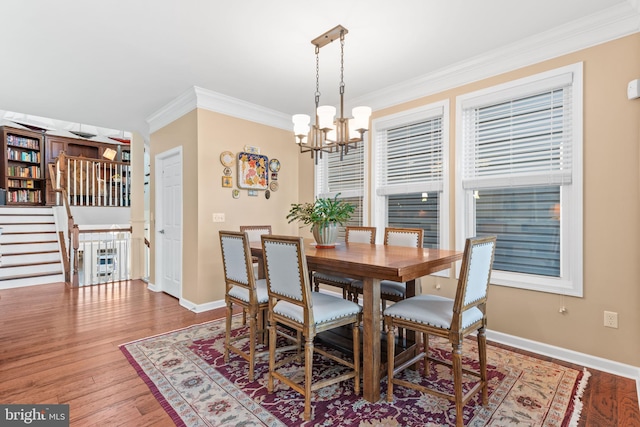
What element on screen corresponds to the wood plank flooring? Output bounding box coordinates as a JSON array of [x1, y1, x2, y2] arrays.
[[0, 281, 638, 426]]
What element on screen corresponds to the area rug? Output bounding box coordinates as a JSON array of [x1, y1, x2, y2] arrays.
[[120, 316, 589, 426]]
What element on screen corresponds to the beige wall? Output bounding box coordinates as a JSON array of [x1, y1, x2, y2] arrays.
[[149, 108, 303, 305], [372, 33, 640, 366], [194, 109, 302, 303]]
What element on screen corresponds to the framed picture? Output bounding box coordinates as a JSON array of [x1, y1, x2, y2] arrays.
[[237, 152, 268, 190], [222, 176, 232, 187]]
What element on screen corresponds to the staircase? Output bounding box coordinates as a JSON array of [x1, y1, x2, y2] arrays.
[[0, 206, 65, 289]]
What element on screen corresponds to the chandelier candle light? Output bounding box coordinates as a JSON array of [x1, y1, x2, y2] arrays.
[[293, 25, 371, 163]]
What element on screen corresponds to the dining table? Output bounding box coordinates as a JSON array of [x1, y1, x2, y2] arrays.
[[250, 239, 462, 403]]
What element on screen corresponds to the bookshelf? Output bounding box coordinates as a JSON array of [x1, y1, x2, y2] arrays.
[[0, 126, 45, 205]]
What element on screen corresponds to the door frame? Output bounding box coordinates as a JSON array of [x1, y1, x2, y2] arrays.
[[154, 146, 183, 298]]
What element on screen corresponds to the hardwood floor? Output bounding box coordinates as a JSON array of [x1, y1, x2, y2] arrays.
[[0, 281, 638, 426]]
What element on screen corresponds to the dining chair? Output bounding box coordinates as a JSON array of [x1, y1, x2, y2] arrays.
[[261, 234, 363, 421], [239, 225, 272, 266], [384, 235, 497, 427], [239, 225, 272, 324], [313, 226, 377, 299], [351, 227, 424, 307], [219, 230, 268, 381]]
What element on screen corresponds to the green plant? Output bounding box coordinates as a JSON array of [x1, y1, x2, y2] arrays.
[[286, 194, 355, 231]]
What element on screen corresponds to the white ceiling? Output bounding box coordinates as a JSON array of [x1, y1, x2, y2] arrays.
[[0, 0, 637, 139]]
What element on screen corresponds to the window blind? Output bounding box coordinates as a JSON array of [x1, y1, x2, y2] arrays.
[[318, 143, 364, 199], [376, 116, 443, 196], [462, 84, 573, 190]]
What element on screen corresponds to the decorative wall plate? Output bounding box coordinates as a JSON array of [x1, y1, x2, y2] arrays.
[[269, 158, 281, 172], [269, 181, 279, 192], [232, 189, 240, 199], [223, 167, 232, 176], [220, 151, 234, 167]]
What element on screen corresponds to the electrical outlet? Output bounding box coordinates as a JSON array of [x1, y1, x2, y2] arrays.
[[212, 213, 225, 223], [604, 311, 618, 328]]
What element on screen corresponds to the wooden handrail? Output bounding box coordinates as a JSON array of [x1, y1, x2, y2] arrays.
[[49, 152, 76, 286]]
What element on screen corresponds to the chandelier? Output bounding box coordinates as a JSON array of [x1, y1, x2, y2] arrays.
[[292, 25, 371, 163]]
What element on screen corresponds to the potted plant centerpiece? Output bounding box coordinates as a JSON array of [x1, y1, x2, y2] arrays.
[[286, 195, 355, 248]]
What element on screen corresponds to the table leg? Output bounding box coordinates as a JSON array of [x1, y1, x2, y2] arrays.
[[362, 277, 381, 402]]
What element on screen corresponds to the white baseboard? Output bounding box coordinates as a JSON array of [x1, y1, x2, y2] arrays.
[[487, 329, 640, 409], [179, 297, 225, 313]]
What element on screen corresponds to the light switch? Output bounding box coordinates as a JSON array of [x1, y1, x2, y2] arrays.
[[212, 213, 225, 222]]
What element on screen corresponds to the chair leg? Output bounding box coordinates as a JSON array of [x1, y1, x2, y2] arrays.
[[248, 310, 257, 381], [267, 321, 277, 393], [452, 342, 464, 427], [386, 319, 396, 402], [422, 332, 429, 375], [224, 300, 232, 363], [352, 321, 360, 395], [303, 336, 314, 421], [478, 326, 488, 405]]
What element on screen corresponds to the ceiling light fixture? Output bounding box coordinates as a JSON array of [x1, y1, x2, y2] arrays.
[[293, 25, 371, 164]]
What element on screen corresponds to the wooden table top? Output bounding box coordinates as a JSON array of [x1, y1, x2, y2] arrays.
[[251, 239, 462, 282]]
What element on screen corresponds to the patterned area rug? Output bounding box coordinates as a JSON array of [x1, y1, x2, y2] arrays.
[[120, 317, 589, 426]]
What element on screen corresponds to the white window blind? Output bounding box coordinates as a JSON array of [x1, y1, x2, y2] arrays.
[[461, 73, 573, 190], [376, 113, 443, 196], [317, 143, 364, 199]]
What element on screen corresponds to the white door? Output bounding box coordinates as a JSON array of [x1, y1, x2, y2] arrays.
[[155, 147, 182, 298]]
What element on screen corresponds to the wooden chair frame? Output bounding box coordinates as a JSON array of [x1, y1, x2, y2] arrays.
[[384, 235, 497, 427], [262, 234, 362, 421]]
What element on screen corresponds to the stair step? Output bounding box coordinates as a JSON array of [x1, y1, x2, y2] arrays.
[[0, 223, 56, 233], [2, 251, 61, 265], [2, 242, 60, 254], [0, 207, 53, 216], [0, 273, 66, 290], [0, 261, 62, 278]]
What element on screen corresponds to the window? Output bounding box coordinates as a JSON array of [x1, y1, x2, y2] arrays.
[[316, 143, 365, 241], [456, 63, 583, 296], [372, 102, 449, 250]]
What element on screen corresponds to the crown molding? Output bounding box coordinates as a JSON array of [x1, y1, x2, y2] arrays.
[[146, 87, 198, 134], [352, 3, 640, 111], [146, 86, 291, 134]]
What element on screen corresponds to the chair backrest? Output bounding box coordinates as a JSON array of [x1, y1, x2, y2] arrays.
[[384, 227, 424, 248], [261, 234, 312, 320], [219, 230, 258, 303], [240, 225, 272, 243], [345, 226, 377, 244], [452, 235, 497, 329]]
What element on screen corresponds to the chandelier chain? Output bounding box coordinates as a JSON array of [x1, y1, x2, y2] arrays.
[[339, 30, 345, 94], [315, 45, 321, 107]]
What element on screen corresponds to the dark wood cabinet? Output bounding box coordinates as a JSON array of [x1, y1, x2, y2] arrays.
[[0, 126, 45, 205]]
